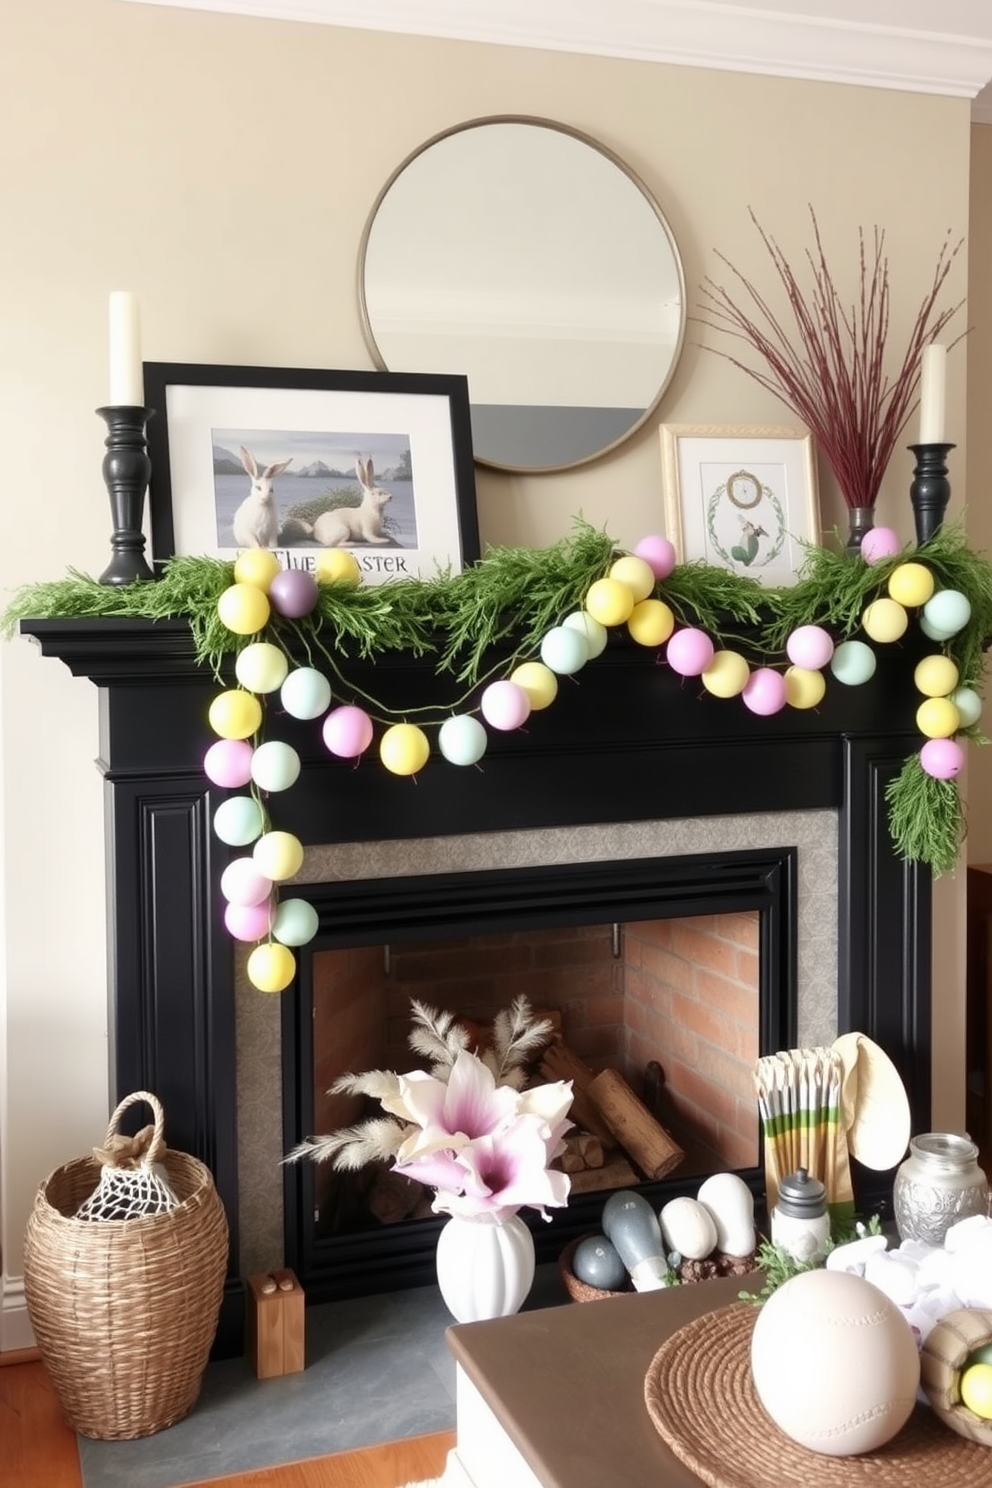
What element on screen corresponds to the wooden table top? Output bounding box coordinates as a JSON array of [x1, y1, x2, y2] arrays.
[[446, 1274, 753, 1488]]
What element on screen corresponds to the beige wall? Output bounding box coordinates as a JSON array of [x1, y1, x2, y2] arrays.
[[0, 0, 976, 1339], [966, 124, 992, 864]]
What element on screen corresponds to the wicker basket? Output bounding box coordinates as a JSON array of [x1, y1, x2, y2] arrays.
[[921, 1308, 992, 1447], [23, 1091, 229, 1440]]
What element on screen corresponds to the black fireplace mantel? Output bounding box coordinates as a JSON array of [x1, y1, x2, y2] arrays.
[[21, 614, 932, 1348]]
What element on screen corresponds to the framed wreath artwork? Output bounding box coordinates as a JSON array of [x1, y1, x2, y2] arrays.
[[660, 424, 820, 586]]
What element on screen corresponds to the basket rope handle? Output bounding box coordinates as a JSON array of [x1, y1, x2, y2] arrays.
[[104, 1091, 167, 1166]]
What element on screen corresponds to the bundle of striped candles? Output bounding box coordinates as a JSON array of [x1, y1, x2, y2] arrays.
[[753, 1046, 855, 1227]]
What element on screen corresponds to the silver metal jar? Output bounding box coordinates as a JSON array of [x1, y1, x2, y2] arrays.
[[892, 1133, 989, 1245]]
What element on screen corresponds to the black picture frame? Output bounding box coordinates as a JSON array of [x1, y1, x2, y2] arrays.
[[142, 362, 481, 581]]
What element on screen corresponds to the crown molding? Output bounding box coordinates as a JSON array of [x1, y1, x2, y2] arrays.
[[118, 0, 992, 110]]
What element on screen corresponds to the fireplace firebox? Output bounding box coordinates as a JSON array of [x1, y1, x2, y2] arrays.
[[22, 617, 932, 1354]]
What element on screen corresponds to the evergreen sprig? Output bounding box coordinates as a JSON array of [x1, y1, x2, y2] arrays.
[[4, 519, 991, 876]]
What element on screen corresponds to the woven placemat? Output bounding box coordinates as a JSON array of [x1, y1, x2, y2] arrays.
[[644, 1303, 992, 1488]]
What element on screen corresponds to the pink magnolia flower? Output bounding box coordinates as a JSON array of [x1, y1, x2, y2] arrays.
[[385, 1048, 573, 1219], [394, 1112, 572, 1221]]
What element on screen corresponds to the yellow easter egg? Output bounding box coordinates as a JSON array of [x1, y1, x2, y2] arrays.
[[862, 598, 908, 644], [887, 562, 935, 609], [609, 555, 656, 603], [380, 723, 430, 776], [961, 1363, 992, 1420], [510, 661, 559, 711], [913, 655, 960, 698], [233, 549, 283, 591], [217, 582, 272, 636], [247, 941, 297, 993], [584, 577, 635, 627], [627, 598, 676, 647], [784, 665, 826, 710], [253, 830, 305, 882], [208, 689, 263, 740], [701, 650, 750, 699], [315, 549, 362, 586], [916, 696, 961, 739]]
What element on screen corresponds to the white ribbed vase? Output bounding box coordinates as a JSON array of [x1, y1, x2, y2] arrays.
[[435, 1212, 536, 1324]]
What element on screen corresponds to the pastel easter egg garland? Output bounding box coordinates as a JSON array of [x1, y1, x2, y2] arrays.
[[204, 527, 985, 992]]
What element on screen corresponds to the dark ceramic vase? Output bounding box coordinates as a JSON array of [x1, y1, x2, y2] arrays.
[[844, 506, 875, 556]]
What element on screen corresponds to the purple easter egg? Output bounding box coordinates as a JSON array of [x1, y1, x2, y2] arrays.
[[480, 680, 531, 731], [920, 737, 965, 780], [786, 625, 835, 671], [742, 668, 788, 716], [224, 899, 274, 942], [268, 568, 319, 617], [204, 737, 254, 788], [860, 527, 901, 564], [667, 627, 715, 678], [322, 705, 374, 759], [634, 534, 677, 581]]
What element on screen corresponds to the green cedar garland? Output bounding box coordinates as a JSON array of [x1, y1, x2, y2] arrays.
[[3, 520, 991, 874]]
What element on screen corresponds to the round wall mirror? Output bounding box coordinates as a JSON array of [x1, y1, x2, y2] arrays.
[[358, 116, 687, 474]]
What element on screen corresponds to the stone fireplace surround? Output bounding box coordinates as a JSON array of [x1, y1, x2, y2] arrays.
[[23, 615, 933, 1355]]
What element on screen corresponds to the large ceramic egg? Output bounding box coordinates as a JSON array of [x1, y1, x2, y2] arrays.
[[750, 1270, 920, 1455], [696, 1172, 755, 1257]]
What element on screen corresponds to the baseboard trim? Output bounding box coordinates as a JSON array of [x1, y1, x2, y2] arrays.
[[0, 1274, 37, 1354]]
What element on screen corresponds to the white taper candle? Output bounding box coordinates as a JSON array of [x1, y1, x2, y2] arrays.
[[919, 342, 947, 444], [108, 291, 143, 406]]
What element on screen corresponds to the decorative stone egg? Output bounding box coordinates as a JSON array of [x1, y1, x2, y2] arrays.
[[751, 1269, 920, 1456], [659, 1196, 718, 1261], [571, 1233, 628, 1292], [695, 1173, 755, 1257]]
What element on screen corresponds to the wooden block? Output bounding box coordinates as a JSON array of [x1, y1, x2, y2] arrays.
[[246, 1268, 305, 1379]]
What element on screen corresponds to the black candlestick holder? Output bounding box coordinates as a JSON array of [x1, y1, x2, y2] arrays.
[[97, 404, 156, 585], [909, 442, 955, 546]]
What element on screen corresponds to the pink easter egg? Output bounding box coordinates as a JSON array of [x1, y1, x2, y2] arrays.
[[786, 624, 835, 671], [480, 680, 532, 731], [742, 668, 788, 716], [204, 737, 254, 788], [666, 627, 715, 678], [860, 527, 902, 564], [269, 568, 319, 618], [634, 534, 677, 581], [220, 857, 273, 907], [920, 737, 965, 780], [224, 899, 274, 942], [322, 705, 374, 759]]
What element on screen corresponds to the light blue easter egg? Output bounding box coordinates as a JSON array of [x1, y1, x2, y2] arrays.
[[213, 795, 264, 846], [250, 740, 301, 793], [920, 616, 955, 642], [272, 897, 319, 947], [540, 625, 589, 676], [830, 639, 877, 686], [923, 589, 972, 638], [562, 609, 608, 659], [952, 687, 983, 729], [438, 714, 488, 766], [280, 667, 332, 720]]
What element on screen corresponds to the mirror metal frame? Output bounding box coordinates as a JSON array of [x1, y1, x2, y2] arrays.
[[357, 114, 687, 476]]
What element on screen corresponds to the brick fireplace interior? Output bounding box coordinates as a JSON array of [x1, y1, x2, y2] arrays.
[[23, 617, 933, 1352]]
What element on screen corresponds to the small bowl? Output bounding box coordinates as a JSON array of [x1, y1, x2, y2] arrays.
[[921, 1307, 992, 1446], [558, 1231, 761, 1303]]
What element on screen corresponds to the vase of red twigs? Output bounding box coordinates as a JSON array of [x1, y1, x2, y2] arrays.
[[697, 208, 963, 547]]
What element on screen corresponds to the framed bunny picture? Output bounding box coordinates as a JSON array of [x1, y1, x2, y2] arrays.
[[142, 363, 481, 582]]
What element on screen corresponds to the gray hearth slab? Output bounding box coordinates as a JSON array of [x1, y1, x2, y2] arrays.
[[77, 1265, 568, 1488]]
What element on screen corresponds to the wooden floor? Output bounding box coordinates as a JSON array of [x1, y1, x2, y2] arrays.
[[0, 1358, 455, 1488]]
